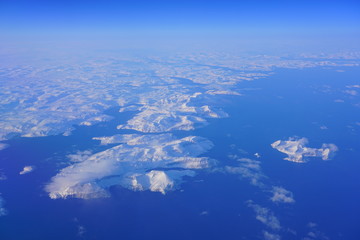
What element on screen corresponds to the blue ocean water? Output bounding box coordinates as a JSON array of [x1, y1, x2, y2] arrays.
[[0, 66, 359, 240]]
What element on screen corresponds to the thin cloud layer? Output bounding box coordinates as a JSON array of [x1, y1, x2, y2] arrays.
[[271, 138, 338, 163]]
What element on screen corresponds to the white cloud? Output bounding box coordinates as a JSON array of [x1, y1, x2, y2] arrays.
[[270, 186, 295, 204], [307, 222, 317, 228], [46, 134, 214, 199], [200, 211, 209, 216], [224, 157, 265, 187], [302, 222, 329, 240], [77, 225, 86, 237], [0, 143, 8, 151], [247, 201, 281, 230], [271, 138, 338, 163], [346, 85, 360, 88], [0, 170, 6, 181], [19, 166, 35, 175], [263, 231, 281, 240], [224, 151, 296, 208], [67, 150, 93, 162], [0, 195, 7, 217], [344, 90, 358, 96]]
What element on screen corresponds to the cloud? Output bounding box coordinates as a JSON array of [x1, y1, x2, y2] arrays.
[[247, 200, 281, 230], [77, 225, 86, 237], [223, 152, 295, 211], [19, 166, 35, 175], [307, 222, 317, 228], [302, 222, 329, 240], [0, 171, 6, 181], [344, 90, 358, 96], [67, 150, 93, 162], [0, 143, 8, 151], [200, 211, 209, 216], [0, 195, 7, 217], [271, 137, 338, 163], [46, 134, 214, 199], [270, 187, 295, 204], [224, 157, 265, 187], [263, 231, 281, 240], [346, 85, 360, 88]]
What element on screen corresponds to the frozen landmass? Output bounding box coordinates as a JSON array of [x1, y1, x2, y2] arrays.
[[206, 90, 241, 96], [1, 52, 357, 141], [1, 51, 355, 200], [117, 93, 228, 133], [46, 134, 214, 199], [271, 137, 338, 163], [79, 114, 113, 126]]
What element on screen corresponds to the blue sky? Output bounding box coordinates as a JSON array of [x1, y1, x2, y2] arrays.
[[1, 0, 359, 51]]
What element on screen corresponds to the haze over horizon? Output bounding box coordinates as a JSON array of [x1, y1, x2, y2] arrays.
[[1, 0, 360, 52]]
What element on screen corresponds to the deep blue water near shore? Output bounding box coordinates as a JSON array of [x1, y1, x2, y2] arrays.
[[0, 66, 359, 239]]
